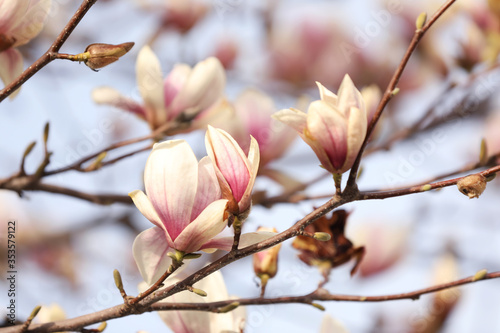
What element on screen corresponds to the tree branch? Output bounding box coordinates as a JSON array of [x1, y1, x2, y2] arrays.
[[346, 0, 457, 189], [0, 0, 100, 102]]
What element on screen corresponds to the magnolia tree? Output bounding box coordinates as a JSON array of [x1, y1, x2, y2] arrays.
[[2, 0, 500, 332]]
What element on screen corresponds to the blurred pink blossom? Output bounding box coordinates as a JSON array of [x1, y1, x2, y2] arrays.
[[93, 46, 225, 130], [0, 0, 51, 97]]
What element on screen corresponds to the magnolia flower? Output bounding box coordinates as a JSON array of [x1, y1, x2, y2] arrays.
[[131, 140, 227, 283], [0, 0, 51, 97], [132, 139, 273, 284], [205, 126, 260, 216], [319, 314, 349, 333], [273, 74, 369, 175], [139, 271, 245, 333], [351, 223, 408, 277], [93, 46, 225, 130], [226, 89, 297, 167]]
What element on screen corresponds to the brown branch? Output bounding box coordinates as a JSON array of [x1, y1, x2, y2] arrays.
[[0, 0, 99, 102], [359, 165, 500, 201], [43, 121, 179, 177], [149, 270, 500, 310], [5, 267, 500, 332], [33, 183, 132, 205], [346, 0, 457, 189]]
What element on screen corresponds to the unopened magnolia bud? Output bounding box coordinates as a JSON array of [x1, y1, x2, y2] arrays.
[[84, 42, 134, 70], [313, 232, 331, 242], [457, 174, 487, 199], [416, 12, 427, 30], [253, 227, 281, 281]]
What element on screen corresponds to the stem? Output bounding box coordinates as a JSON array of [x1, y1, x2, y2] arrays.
[[0, 0, 99, 102], [346, 0, 457, 189], [231, 215, 242, 252], [129, 251, 184, 306], [333, 173, 342, 195]]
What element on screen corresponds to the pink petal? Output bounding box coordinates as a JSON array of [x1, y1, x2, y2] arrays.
[[342, 106, 367, 172], [191, 156, 222, 221], [238, 136, 260, 213], [272, 108, 308, 133], [158, 272, 229, 333], [316, 81, 338, 107], [171, 57, 225, 116], [163, 63, 191, 118], [206, 126, 250, 203], [173, 199, 228, 253], [234, 89, 273, 148], [129, 190, 173, 244], [133, 227, 172, 285], [136, 46, 166, 126], [336, 74, 364, 116], [144, 140, 198, 241], [9, 0, 51, 47], [307, 100, 348, 172], [92, 86, 146, 118], [361, 84, 381, 125], [0, 2, 28, 34], [320, 315, 348, 333], [0, 48, 23, 98]]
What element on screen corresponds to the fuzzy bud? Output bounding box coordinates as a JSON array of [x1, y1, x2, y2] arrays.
[[457, 174, 487, 199], [416, 12, 427, 30], [84, 42, 134, 70], [253, 227, 281, 287]]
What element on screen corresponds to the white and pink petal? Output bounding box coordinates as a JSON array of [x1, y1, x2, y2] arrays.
[[173, 199, 228, 254], [144, 140, 198, 240], [133, 227, 172, 285]]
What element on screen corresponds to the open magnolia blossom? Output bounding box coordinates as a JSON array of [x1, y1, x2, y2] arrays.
[[0, 0, 51, 97], [138, 271, 245, 333], [205, 125, 259, 216], [132, 138, 274, 284], [92, 45, 225, 130], [273, 74, 371, 175]]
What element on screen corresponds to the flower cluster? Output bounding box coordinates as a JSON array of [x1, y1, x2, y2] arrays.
[[132, 127, 268, 284], [93, 46, 226, 130]]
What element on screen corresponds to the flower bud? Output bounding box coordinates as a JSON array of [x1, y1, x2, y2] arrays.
[[457, 174, 487, 199], [253, 227, 281, 287], [84, 42, 135, 70]]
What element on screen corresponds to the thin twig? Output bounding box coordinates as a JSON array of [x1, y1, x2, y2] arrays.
[[346, 0, 457, 189], [0, 0, 99, 102]]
